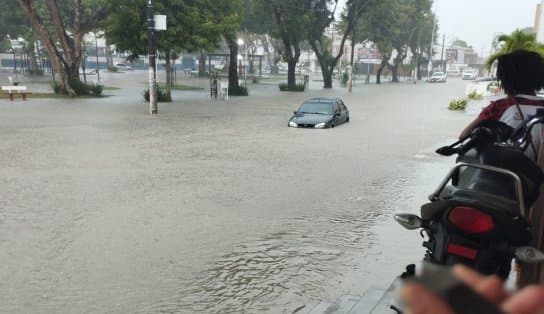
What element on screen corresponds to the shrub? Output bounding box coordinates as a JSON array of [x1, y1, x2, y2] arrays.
[[228, 85, 249, 96], [143, 88, 172, 102], [51, 80, 102, 96], [467, 90, 483, 100], [278, 83, 305, 92], [341, 71, 349, 86], [448, 98, 468, 111], [70, 79, 91, 95], [52, 81, 62, 94], [90, 84, 103, 96]]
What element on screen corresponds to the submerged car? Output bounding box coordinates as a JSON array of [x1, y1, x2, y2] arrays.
[[288, 98, 350, 129], [428, 71, 447, 83]]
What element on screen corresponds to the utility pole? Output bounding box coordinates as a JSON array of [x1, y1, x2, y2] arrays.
[[147, 0, 158, 115], [440, 34, 445, 71], [348, 1, 357, 92], [427, 17, 436, 82], [95, 33, 100, 84]]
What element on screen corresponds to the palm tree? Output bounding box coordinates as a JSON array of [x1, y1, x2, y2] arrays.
[[485, 29, 544, 70]]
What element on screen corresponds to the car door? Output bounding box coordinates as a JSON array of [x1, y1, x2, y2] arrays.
[[333, 103, 342, 124], [339, 101, 349, 123]]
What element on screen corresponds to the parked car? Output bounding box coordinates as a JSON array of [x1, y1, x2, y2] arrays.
[[462, 69, 478, 80], [115, 63, 133, 71], [288, 98, 349, 129], [428, 71, 447, 83]]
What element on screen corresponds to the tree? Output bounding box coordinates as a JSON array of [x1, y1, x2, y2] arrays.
[[310, 0, 376, 88], [452, 39, 469, 48], [0, 0, 27, 41], [486, 29, 544, 70], [17, 0, 111, 95], [214, 0, 244, 93], [253, 0, 313, 89], [107, 0, 225, 100], [407, 0, 435, 81], [354, 0, 434, 83]]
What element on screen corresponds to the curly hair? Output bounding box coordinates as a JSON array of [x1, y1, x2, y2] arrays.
[[496, 50, 544, 95]]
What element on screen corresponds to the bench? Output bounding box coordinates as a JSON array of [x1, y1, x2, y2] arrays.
[[2, 85, 30, 101]]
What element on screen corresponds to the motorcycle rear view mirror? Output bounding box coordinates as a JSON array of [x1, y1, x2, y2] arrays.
[[436, 145, 457, 156], [394, 214, 423, 230], [436, 139, 464, 156]]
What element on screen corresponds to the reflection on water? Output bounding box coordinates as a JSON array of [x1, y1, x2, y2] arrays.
[[144, 176, 412, 314]]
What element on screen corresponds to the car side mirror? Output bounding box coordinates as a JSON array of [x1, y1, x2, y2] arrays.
[[293, 111, 298, 114]]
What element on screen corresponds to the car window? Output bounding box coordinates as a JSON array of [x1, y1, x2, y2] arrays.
[[340, 102, 348, 112], [298, 102, 334, 114]]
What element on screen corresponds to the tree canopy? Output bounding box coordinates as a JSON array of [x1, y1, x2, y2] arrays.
[[486, 29, 544, 70]]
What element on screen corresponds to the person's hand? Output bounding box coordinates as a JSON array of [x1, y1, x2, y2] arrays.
[[400, 265, 544, 314]]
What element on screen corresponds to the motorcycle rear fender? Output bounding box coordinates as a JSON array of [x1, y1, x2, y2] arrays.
[[420, 196, 531, 245]]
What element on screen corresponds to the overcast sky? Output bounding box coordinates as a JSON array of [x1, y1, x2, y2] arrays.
[[337, 0, 540, 56], [433, 0, 538, 55]]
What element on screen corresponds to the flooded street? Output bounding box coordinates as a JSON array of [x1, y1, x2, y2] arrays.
[[0, 75, 474, 313]]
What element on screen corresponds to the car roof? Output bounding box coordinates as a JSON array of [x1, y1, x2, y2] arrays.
[[304, 97, 341, 103]]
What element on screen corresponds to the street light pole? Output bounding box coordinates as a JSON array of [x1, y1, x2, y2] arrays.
[[427, 17, 436, 82], [244, 43, 248, 88], [95, 32, 100, 84], [147, 0, 158, 115]]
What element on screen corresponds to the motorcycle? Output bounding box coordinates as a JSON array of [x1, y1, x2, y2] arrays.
[[309, 111, 544, 314], [395, 109, 544, 280]]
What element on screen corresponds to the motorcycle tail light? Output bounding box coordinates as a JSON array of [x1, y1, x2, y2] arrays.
[[448, 206, 495, 234], [447, 243, 478, 259]]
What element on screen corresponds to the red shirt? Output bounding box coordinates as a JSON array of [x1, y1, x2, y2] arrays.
[[479, 96, 544, 121]]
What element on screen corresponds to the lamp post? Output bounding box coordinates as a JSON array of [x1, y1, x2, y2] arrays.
[[427, 16, 436, 82], [147, 0, 158, 115], [237, 38, 247, 88], [95, 32, 100, 84]]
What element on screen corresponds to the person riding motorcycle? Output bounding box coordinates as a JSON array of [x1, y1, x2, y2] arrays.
[[401, 50, 544, 313], [459, 50, 544, 162]]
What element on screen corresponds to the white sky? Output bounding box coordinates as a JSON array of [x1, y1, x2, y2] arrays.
[[337, 0, 540, 56]]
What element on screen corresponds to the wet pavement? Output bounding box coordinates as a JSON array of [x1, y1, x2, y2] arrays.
[[0, 72, 476, 313]]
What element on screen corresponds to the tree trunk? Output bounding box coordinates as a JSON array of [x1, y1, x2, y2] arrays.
[[323, 68, 333, 88], [165, 52, 172, 101], [105, 34, 114, 71], [391, 64, 399, 83], [198, 51, 207, 77], [18, 0, 86, 96], [376, 59, 387, 84], [226, 38, 240, 90], [287, 60, 297, 88]]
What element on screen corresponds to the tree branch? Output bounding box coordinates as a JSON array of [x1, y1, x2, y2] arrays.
[[45, 0, 74, 64]]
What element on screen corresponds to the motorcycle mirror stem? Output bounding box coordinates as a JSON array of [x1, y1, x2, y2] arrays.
[[394, 214, 423, 230], [515, 246, 544, 263]]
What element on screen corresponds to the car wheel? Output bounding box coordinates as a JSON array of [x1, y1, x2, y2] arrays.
[[346, 116, 350, 122]]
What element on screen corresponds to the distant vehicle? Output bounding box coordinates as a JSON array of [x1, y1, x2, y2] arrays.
[[79, 68, 97, 75], [288, 98, 349, 129], [428, 72, 447, 83], [115, 63, 133, 71], [462, 69, 478, 80]]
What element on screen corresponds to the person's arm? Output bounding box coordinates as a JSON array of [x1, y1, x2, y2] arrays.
[[459, 116, 484, 140]]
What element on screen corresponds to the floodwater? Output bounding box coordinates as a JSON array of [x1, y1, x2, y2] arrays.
[[0, 72, 473, 313]]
